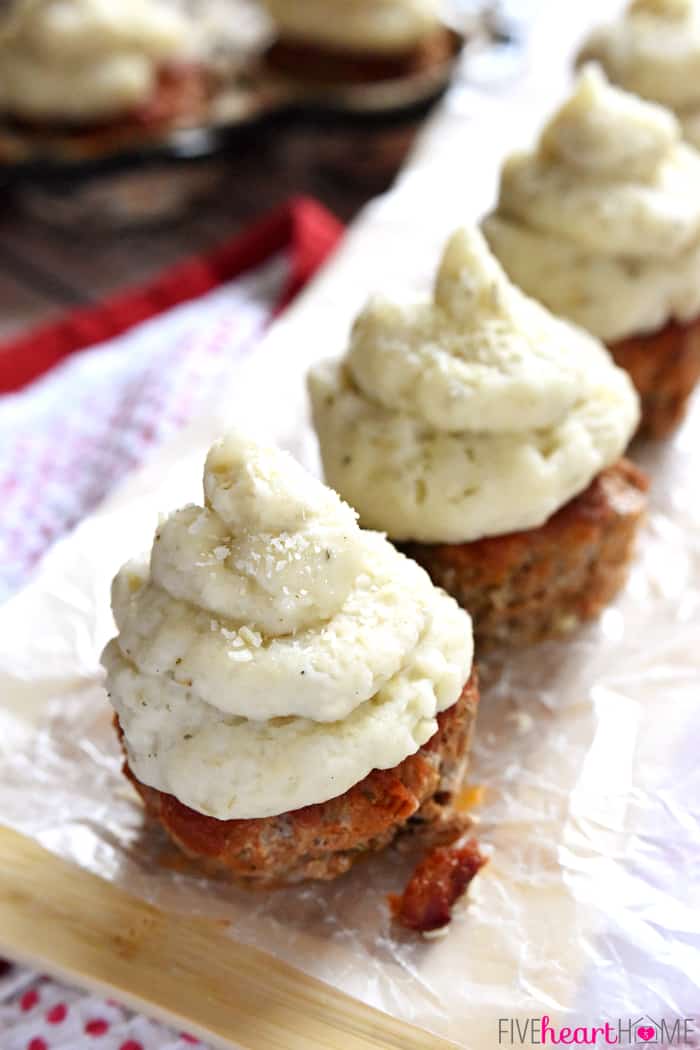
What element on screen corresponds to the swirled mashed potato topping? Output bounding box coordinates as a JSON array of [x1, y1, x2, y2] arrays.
[[260, 0, 441, 54], [580, 0, 700, 144], [0, 0, 189, 121], [309, 226, 639, 543], [483, 65, 700, 341], [102, 432, 473, 820]]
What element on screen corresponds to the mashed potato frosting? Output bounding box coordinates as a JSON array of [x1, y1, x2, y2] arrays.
[[580, 0, 700, 144], [0, 0, 189, 121], [261, 0, 441, 54], [483, 65, 700, 341], [103, 432, 473, 820], [309, 226, 639, 543]]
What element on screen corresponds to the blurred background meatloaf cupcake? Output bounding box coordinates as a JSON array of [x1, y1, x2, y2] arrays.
[[579, 0, 700, 149], [260, 0, 455, 82], [483, 65, 700, 438], [0, 0, 206, 132], [309, 226, 646, 650], [103, 432, 479, 885]]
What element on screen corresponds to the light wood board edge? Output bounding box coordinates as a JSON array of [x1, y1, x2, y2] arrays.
[[0, 826, 457, 1050]]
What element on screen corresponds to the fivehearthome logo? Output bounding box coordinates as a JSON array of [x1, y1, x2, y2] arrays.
[[498, 1015, 697, 1046]]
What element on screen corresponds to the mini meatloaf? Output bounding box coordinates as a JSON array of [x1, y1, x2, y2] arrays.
[[0, 1, 195, 129], [12, 63, 210, 133], [261, 0, 451, 84], [120, 670, 479, 886], [608, 317, 700, 438], [309, 227, 643, 649], [482, 66, 700, 439], [402, 460, 648, 649]]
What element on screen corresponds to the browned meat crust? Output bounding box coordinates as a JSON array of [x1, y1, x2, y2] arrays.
[[608, 316, 700, 438], [402, 459, 648, 650], [389, 838, 486, 932], [264, 28, 454, 84], [119, 669, 479, 886]]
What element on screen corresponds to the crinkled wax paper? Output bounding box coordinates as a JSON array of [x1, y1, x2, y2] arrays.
[[1, 2, 699, 1046]]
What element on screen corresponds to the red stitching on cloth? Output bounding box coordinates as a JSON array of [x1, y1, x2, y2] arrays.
[[0, 196, 343, 394]]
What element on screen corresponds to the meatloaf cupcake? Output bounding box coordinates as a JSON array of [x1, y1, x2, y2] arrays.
[[260, 0, 453, 83], [483, 65, 700, 438], [579, 0, 700, 148], [309, 227, 646, 649], [102, 432, 478, 885], [0, 0, 205, 130]]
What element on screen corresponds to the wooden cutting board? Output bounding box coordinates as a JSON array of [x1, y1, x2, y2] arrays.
[[0, 826, 454, 1050]]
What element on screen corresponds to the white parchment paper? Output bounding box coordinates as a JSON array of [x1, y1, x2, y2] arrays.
[[1, 2, 699, 1045]]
